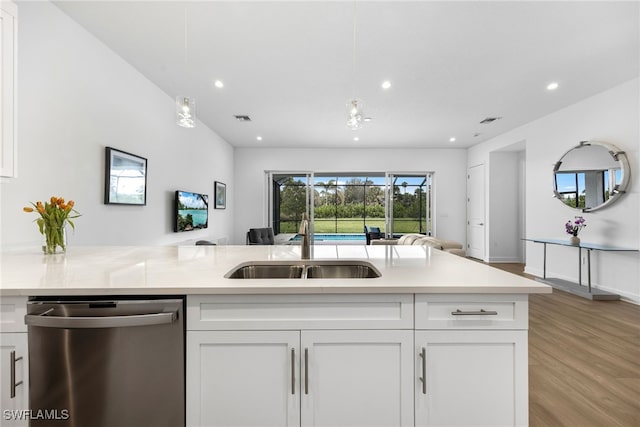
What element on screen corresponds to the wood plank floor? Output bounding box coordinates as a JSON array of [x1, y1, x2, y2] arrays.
[[489, 263, 640, 427]]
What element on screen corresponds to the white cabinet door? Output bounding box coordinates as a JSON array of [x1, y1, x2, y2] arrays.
[[187, 330, 300, 427], [301, 330, 414, 427], [1, 1, 17, 178], [0, 333, 28, 427], [415, 330, 528, 427]]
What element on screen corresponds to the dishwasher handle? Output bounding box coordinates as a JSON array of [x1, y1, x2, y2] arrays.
[[25, 311, 177, 329]]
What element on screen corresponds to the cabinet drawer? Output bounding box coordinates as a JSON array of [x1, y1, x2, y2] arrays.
[[0, 296, 27, 332], [415, 294, 527, 330], [187, 294, 413, 330]]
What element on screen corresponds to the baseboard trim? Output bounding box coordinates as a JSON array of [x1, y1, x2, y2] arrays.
[[487, 257, 523, 263]]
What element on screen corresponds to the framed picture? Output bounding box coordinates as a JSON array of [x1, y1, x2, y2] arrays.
[[174, 190, 209, 232], [104, 147, 147, 205], [215, 181, 226, 209]]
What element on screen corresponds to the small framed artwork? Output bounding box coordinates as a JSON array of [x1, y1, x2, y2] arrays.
[[214, 181, 226, 209], [104, 147, 147, 205]]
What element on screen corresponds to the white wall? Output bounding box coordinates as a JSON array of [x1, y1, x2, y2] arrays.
[[233, 148, 467, 246], [469, 78, 640, 302], [488, 150, 522, 263], [0, 1, 234, 247]]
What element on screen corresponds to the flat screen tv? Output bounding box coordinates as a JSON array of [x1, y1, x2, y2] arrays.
[[175, 190, 209, 232]]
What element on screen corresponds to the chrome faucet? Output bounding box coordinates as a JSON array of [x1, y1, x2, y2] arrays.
[[298, 213, 310, 260]]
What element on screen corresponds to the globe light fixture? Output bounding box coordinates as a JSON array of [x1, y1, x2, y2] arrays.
[[176, 96, 196, 128], [346, 98, 364, 130]]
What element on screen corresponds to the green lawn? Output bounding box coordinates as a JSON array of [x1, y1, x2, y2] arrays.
[[279, 218, 428, 234]]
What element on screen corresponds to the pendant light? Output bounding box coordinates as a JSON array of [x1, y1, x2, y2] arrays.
[[176, 8, 196, 128], [176, 96, 196, 128], [346, 2, 368, 130], [346, 98, 364, 130]]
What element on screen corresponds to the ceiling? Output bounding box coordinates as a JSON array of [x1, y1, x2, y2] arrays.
[[51, 1, 639, 149]]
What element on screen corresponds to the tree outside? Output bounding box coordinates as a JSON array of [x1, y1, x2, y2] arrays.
[[274, 174, 430, 234], [277, 177, 307, 233]]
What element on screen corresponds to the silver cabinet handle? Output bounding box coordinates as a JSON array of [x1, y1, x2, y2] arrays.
[[10, 351, 23, 399], [304, 348, 309, 395], [419, 347, 426, 395], [451, 309, 498, 316], [25, 311, 177, 329], [291, 348, 296, 395]]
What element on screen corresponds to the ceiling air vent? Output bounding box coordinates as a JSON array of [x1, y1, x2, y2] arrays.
[[479, 116, 502, 124], [234, 115, 251, 122]]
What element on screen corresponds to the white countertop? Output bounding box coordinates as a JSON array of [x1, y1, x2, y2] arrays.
[[0, 245, 551, 296]]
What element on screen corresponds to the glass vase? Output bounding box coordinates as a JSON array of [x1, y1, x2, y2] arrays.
[[42, 225, 67, 254], [569, 235, 580, 246]]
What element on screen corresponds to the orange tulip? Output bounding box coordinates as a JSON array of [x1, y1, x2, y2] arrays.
[[25, 196, 80, 241]]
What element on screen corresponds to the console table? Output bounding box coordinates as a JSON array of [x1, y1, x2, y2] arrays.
[[524, 238, 638, 300]]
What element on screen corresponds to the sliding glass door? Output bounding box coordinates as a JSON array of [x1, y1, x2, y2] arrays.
[[312, 174, 386, 234], [385, 173, 433, 238], [267, 172, 314, 238], [267, 171, 433, 242]]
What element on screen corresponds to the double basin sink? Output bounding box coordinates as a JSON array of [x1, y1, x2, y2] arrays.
[[225, 260, 381, 279]]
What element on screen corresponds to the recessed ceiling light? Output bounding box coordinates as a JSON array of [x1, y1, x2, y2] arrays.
[[256, 136, 263, 141], [353, 137, 359, 142], [214, 80, 224, 88], [449, 137, 456, 143], [546, 82, 559, 91], [381, 80, 391, 90]]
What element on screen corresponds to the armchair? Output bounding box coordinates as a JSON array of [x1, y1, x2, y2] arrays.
[[246, 227, 275, 245], [364, 225, 383, 245]]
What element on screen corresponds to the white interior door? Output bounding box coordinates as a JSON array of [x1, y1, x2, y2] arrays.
[[467, 164, 486, 260]]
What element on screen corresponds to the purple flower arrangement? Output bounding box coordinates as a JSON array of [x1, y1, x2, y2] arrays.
[[565, 216, 586, 237]]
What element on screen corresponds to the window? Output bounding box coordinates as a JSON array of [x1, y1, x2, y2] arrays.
[[268, 172, 434, 239], [388, 174, 432, 235], [270, 174, 309, 234], [555, 172, 586, 208], [313, 175, 386, 234], [554, 169, 622, 209]]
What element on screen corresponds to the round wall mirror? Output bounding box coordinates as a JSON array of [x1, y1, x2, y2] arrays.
[[553, 140, 630, 212]]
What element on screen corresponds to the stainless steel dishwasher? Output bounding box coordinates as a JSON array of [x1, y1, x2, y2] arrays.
[[25, 297, 185, 427]]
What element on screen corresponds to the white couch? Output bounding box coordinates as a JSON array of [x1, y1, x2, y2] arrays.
[[371, 233, 465, 256]]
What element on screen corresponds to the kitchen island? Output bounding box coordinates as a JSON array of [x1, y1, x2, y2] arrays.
[[0, 244, 549, 295], [1, 245, 550, 427]]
